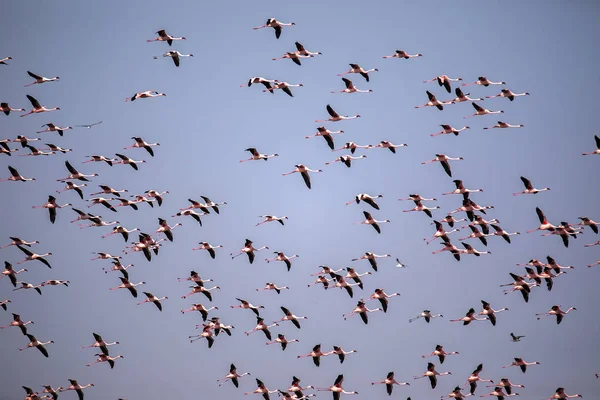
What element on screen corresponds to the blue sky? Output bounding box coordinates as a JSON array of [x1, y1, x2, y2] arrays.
[[1, 1, 599, 399]]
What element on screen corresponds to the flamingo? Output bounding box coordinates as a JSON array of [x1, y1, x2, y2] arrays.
[[0, 299, 10, 311], [180, 304, 218, 321], [38, 122, 72, 136], [87, 197, 117, 212], [217, 364, 251, 388], [242, 77, 278, 91], [306, 126, 344, 150], [58, 380, 94, 400], [488, 224, 520, 243], [449, 199, 494, 221], [144, 189, 168, 206], [154, 50, 193, 67], [500, 273, 539, 302], [102, 260, 134, 279], [409, 310, 443, 323], [346, 194, 383, 210], [422, 344, 459, 364], [480, 387, 518, 398], [0, 166, 36, 182], [486, 88, 529, 101], [0, 56, 11, 65], [354, 210, 391, 234], [536, 305, 576, 324], [90, 252, 121, 261], [24, 71, 60, 87], [20, 144, 55, 157], [371, 372, 410, 396], [42, 385, 59, 400], [1, 262, 28, 288], [479, 300, 508, 326], [384, 49, 422, 59], [483, 121, 524, 129], [432, 239, 461, 261], [333, 141, 373, 153], [1, 102, 25, 115], [275, 306, 307, 329], [327, 274, 361, 298], [461, 215, 500, 234], [464, 102, 504, 118], [460, 242, 492, 256], [231, 239, 268, 264], [423, 75, 463, 93], [266, 333, 299, 350], [374, 140, 407, 153], [316, 104, 361, 123], [244, 317, 278, 340], [287, 376, 315, 399], [462, 76, 506, 87], [547, 387, 583, 399], [114, 153, 146, 170], [13, 281, 43, 295], [510, 333, 525, 342], [451, 87, 484, 102], [147, 29, 186, 45], [490, 378, 524, 395], [192, 242, 223, 259], [256, 282, 290, 294], [424, 220, 459, 245], [317, 374, 359, 399], [179, 270, 214, 285], [109, 277, 146, 298], [231, 298, 264, 316], [444, 179, 483, 196], [197, 195, 227, 214], [256, 215, 288, 226], [181, 282, 220, 301], [0, 312, 33, 334], [325, 155, 367, 168], [240, 147, 279, 162], [0, 142, 18, 156], [13, 135, 41, 147], [582, 135, 600, 156], [272, 52, 313, 66], [577, 216, 598, 234], [282, 164, 322, 189], [156, 217, 182, 242], [43, 143, 71, 153], [441, 386, 471, 399], [431, 124, 470, 137], [19, 334, 54, 357], [295, 41, 321, 56], [86, 353, 123, 369], [124, 137, 160, 157], [465, 364, 493, 395], [539, 224, 575, 247], [20, 95, 60, 117], [253, 18, 295, 39], [189, 324, 215, 348], [369, 288, 400, 313], [16, 245, 52, 268], [265, 252, 299, 271], [331, 77, 372, 94], [311, 266, 344, 276], [173, 209, 206, 225], [125, 90, 166, 102], [343, 300, 381, 324], [422, 154, 463, 177], [56, 181, 86, 200], [415, 90, 455, 110], [263, 81, 304, 96], [57, 161, 98, 182], [513, 176, 550, 196], [414, 362, 451, 389], [351, 252, 390, 271], [399, 194, 438, 202], [402, 200, 440, 218], [338, 63, 378, 82], [450, 308, 488, 325], [75, 121, 103, 129], [502, 357, 540, 373], [527, 207, 557, 233], [307, 275, 333, 289], [40, 279, 69, 287], [343, 267, 371, 289], [436, 214, 467, 228]]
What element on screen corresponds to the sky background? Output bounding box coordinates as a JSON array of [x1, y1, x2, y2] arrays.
[[1, 1, 599, 399]]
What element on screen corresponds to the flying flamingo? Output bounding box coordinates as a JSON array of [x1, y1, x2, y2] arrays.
[[345, 194, 383, 210], [144, 189, 168, 206], [399, 194, 438, 202], [192, 242, 223, 258], [460, 242, 491, 256], [450, 308, 488, 325], [431, 124, 470, 137], [363, 288, 400, 313], [231, 239, 268, 264], [513, 176, 550, 196], [317, 374, 359, 398], [102, 260, 134, 279], [57, 161, 98, 182], [333, 141, 373, 153], [173, 209, 206, 225], [1, 262, 28, 287], [527, 207, 557, 233], [20, 95, 60, 117], [451, 87, 484, 102], [577, 216, 598, 234], [502, 357, 540, 373], [217, 364, 251, 388], [465, 364, 493, 395], [422, 344, 459, 364], [242, 77, 278, 91], [147, 29, 186, 45], [489, 224, 520, 243], [181, 282, 220, 301], [423, 75, 463, 93], [114, 153, 146, 170], [1, 102, 25, 115], [180, 304, 218, 321], [0, 312, 33, 334], [189, 324, 215, 347], [546, 387, 583, 399], [240, 147, 279, 162], [354, 211, 390, 234], [338, 63, 378, 82], [154, 50, 193, 67], [414, 362, 451, 389], [295, 41, 322, 56], [0, 299, 10, 311], [480, 387, 518, 398], [137, 292, 167, 311], [409, 310, 443, 323], [24, 71, 59, 87], [253, 18, 296, 39], [244, 378, 279, 400], [43, 143, 71, 153], [462, 76, 506, 87], [415, 90, 455, 110], [282, 164, 322, 189], [274, 306, 307, 329], [371, 372, 410, 395], [402, 200, 440, 218], [125, 91, 166, 102], [109, 277, 146, 298], [264, 81, 304, 96], [464, 102, 504, 118], [432, 240, 461, 261], [374, 140, 407, 153], [178, 270, 213, 285], [491, 378, 524, 395], [19, 334, 54, 357], [16, 245, 52, 268], [265, 252, 299, 271], [124, 137, 160, 157], [443, 179, 483, 196], [316, 104, 361, 123], [327, 274, 361, 298], [486, 88, 530, 101], [582, 134, 600, 156], [231, 298, 264, 316], [500, 273, 539, 303], [441, 386, 471, 399], [38, 122, 72, 136], [536, 305, 576, 324], [0, 166, 36, 182], [483, 121, 524, 129], [256, 215, 288, 226], [266, 333, 299, 350], [0, 56, 11, 65], [479, 300, 508, 326], [272, 52, 313, 66], [437, 214, 468, 228], [287, 376, 315, 399], [343, 300, 381, 324], [325, 155, 367, 168], [424, 220, 459, 245], [331, 77, 372, 94], [20, 145, 54, 157], [308, 275, 333, 289], [58, 380, 94, 399], [244, 317, 278, 340], [0, 142, 18, 156], [13, 281, 43, 295], [86, 353, 123, 369], [384, 49, 422, 59], [351, 252, 390, 272], [422, 154, 463, 177], [306, 126, 344, 150], [256, 282, 290, 294]]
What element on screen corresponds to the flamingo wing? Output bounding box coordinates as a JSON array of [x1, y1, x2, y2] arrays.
[[26, 95, 41, 108]]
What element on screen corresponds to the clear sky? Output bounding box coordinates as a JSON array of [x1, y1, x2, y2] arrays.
[[1, 1, 599, 399]]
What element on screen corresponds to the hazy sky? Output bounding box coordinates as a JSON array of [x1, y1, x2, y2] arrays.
[[1, 1, 599, 400]]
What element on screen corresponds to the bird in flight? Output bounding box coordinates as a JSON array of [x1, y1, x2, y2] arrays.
[[76, 121, 103, 129]]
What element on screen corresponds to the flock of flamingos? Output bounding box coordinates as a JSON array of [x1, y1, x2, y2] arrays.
[[1, 15, 599, 400]]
